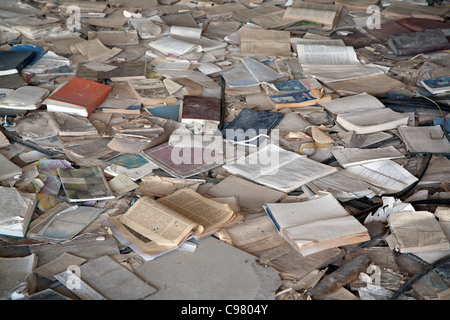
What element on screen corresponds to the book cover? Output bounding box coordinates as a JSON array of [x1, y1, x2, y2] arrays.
[[271, 78, 322, 92], [181, 95, 222, 124], [57, 166, 115, 202], [267, 90, 330, 109], [145, 103, 181, 121], [141, 142, 223, 179], [128, 78, 177, 106], [221, 108, 284, 147], [421, 76, 450, 94], [0, 51, 36, 76], [388, 29, 450, 56], [45, 77, 111, 116]]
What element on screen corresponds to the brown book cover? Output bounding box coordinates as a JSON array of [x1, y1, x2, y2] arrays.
[[181, 95, 222, 124]]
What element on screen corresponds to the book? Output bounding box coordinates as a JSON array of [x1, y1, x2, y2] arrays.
[[44, 77, 111, 117], [344, 160, 419, 194], [207, 175, 286, 213], [283, 2, 343, 29], [141, 142, 223, 179], [0, 254, 38, 299], [0, 187, 38, 238], [221, 108, 284, 147], [319, 93, 409, 134], [127, 78, 177, 107], [99, 60, 147, 82], [116, 188, 243, 247], [27, 202, 104, 241], [220, 57, 285, 89], [398, 125, 450, 155], [336, 108, 410, 134], [0, 51, 36, 76], [240, 28, 291, 56], [386, 211, 450, 253], [181, 95, 222, 126], [0, 152, 22, 181], [145, 103, 181, 122], [97, 83, 142, 115], [222, 143, 338, 193], [387, 29, 450, 56], [265, 78, 322, 94], [296, 44, 384, 83], [267, 89, 331, 110], [0, 86, 50, 111], [263, 193, 370, 256], [421, 76, 450, 94], [57, 166, 115, 202], [331, 146, 405, 168]]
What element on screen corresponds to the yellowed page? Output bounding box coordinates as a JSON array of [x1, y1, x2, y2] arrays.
[[157, 188, 242, 237], [119, 195, 202, 246]]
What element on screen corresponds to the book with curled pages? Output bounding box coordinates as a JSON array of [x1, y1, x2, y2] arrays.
[[263, 193, 370, 256]]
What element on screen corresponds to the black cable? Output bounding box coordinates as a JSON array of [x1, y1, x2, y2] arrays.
[[390, 253, 450, 300]]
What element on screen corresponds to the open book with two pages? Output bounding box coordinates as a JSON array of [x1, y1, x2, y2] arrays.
[[107, 188, 243, 258]]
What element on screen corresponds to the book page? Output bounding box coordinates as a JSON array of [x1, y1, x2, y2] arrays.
[[318, 92, 385, 115], [344, 160, 419, 194], [297, 44, 359, 65], [157, 188, 239, 236], [240, 28, 291, 55], [223, 143, 337, 192], [283, 6, 337, 25], [147, 36, 202, 56], [331, 146, 404, 168], [120, 195, 202, 246]]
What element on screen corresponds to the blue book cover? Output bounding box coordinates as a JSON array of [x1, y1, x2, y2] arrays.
[[10, 45, 45, 66], [268, 91, 317, 104], [422, 76, 450, 89], [107, 153, 149, 169], [145, 104, 180, 121], [221, 108, 284, 147], [273, 80, 309, 92]]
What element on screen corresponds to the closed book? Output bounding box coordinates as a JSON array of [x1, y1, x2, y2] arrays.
[[0, 51, 36, 76], [145, 104, 181, 121], [421, 76, 450, 94], [388, 29, 450, 56], [181, 95, 222, 125], [221, 108, 284, 147], [267, 89, 331, 109], [0, 187, 38, 238], [44, 77, 111, 116]]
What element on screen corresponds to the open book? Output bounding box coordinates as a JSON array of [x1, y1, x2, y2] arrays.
[[319, 93, 409, 134], [296, 44, 384, 83], [263, 193, 370, 256], [116, 188, 243, 247], [223, 143, 338, 193]]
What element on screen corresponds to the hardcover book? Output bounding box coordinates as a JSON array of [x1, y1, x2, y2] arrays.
[[0, 51, 36, 76], [221, 108, 284, 147], [44, 77, 111, 117], [267, 89, 331, 109], [181, 95, 223, 126], [57, 166, 115, 202], [388, 29, 450, 56]]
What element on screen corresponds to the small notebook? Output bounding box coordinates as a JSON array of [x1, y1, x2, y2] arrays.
[[221, 108, 284, 147]]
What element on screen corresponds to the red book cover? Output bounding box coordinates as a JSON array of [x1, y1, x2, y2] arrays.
[[47, 77, 111, 115]]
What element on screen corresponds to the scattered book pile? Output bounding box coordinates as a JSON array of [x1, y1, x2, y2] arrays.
[[1, 0, 450, 302]]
